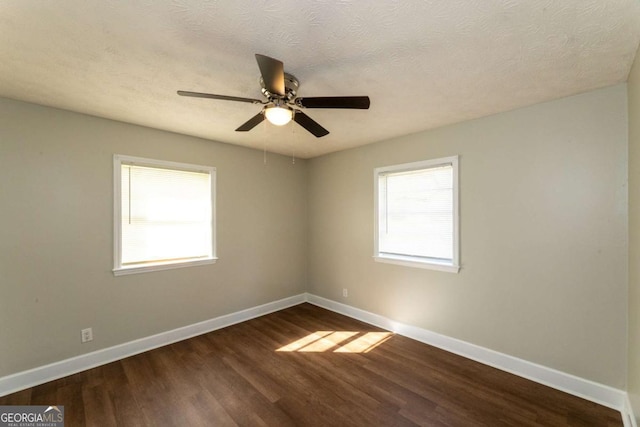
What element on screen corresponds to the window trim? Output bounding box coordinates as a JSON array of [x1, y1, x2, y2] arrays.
[[113, 154, 217, 276], [373, 156, 460, 273]]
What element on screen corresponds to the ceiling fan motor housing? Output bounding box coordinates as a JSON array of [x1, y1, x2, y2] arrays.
[[260, 72, 299, 102]]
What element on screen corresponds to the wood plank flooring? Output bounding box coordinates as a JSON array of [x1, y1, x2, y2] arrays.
[[0, 303, 622, 426]]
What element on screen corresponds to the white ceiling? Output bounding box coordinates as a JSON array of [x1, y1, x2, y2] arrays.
[[2, 1, 640, 158]]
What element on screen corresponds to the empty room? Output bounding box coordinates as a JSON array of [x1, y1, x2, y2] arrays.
[[1, 1, 640, 426]]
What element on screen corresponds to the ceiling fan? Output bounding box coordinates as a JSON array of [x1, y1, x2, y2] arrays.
[[177, 54, 370, 138]]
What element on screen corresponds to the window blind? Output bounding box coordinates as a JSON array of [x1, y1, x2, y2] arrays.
[[120, 163, 212, 266], [378, 164, 453, 261]]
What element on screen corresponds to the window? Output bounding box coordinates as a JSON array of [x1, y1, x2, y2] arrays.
[[374, 156, 459, 272], [113, 155, 216, 275]]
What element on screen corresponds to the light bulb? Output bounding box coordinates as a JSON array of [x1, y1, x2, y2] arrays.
[[265, 106, 293, 126]]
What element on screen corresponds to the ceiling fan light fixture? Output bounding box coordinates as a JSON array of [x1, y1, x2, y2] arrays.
[[264, 105, 293, 126]]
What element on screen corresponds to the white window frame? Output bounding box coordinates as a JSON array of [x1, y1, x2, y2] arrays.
[[373, 156, 460, 273], [113, 154, 217, 276]]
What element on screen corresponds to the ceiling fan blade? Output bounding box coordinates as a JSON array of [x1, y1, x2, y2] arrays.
[[235, 112, 265, 132], [255, 54, 285, 96], [177, 91, 264, 104], [296, 96, 370, 109], [293, 111, 329, 137]]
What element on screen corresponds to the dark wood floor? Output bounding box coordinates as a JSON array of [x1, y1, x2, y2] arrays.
[[0, 303, 622, 426]]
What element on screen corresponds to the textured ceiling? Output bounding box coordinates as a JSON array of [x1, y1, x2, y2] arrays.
[[2, 1, 640, 158]]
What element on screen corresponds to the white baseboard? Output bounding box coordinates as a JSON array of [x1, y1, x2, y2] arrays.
[[1, 291, 634, 425], [0, 294, 306, 397], [305, 293, 629, 415], [624, 394, 639, 427]]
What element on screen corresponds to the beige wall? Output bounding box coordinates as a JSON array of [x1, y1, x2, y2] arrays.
[[0, 82, 632, 394], [628, 47, 640, 420], [0, 98, 307, 377], [308, 85, 628, 388]]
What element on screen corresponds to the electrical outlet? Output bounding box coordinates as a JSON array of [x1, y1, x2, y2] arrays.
[[343, 288, 348, 298], [81, 328, 93, 343]]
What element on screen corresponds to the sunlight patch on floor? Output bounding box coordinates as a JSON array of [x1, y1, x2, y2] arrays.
[[277, 331, 393, 353]]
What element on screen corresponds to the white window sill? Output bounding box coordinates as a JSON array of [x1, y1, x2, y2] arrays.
[[373, 254, 460, 273], [113, 257, 218, 276]]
